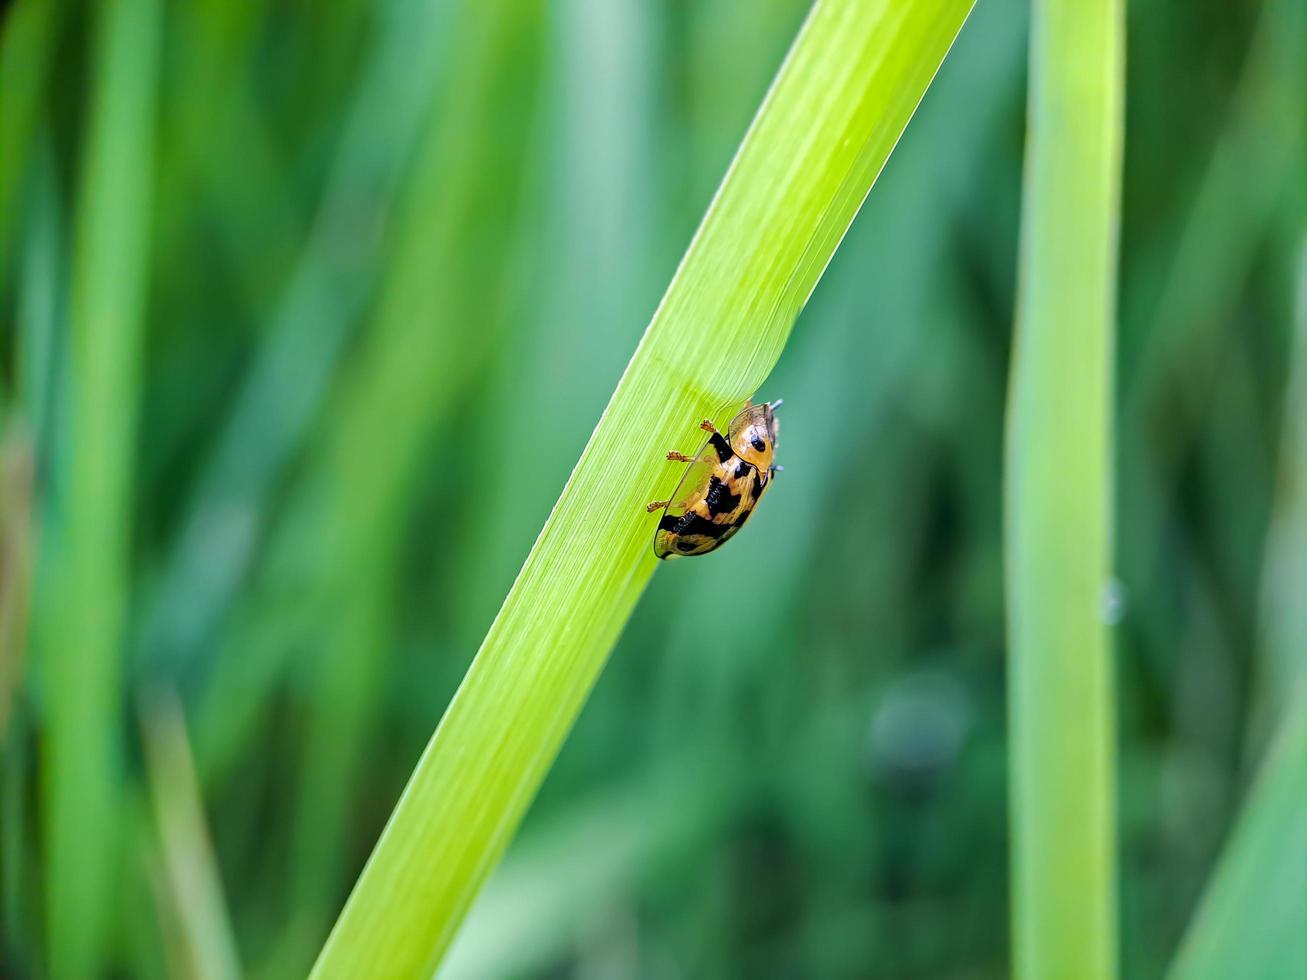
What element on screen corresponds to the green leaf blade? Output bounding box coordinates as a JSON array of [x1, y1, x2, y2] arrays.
[[39, 0, 161, 974], [1005, 0, 1124, 976], [312, 1, 976, 975], [1167, 694, 1307, 980]]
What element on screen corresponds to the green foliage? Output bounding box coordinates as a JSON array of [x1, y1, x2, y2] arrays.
[[1168, 693, 1307, 980], [0, 0, 1301, 977], [0, 0, 58, 273], [140, 690, 241, 980], [284, 5, 548, 959], [35, 0, 160, 973], [1004, 0, 1123, 975], [1168, 232, 1307, 980]]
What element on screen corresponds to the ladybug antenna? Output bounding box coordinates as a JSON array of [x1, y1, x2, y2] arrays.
[[769, 398, 784, 411]]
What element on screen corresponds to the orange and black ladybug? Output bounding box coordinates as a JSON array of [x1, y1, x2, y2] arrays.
[[646, 399, 782, 559]]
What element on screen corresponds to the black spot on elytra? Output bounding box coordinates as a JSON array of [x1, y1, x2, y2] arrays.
[[751, 436, 766, 452], [705, 476, 742, 517], [735, 461, 750, 479], [673, 512, 730, 539], [710, 432, 733, 462]]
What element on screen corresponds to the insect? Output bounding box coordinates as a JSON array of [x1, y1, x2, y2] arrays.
[[646, 399, 783, 559]]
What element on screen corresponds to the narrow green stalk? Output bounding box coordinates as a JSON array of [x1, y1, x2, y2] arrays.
[[139, 691, 241, 980], [1005, 0, 1123, 976], [312, 0, 975, 974], [1, 134, 63, 978], [0, 427, 34, 739], [40, 0, 159, 973]]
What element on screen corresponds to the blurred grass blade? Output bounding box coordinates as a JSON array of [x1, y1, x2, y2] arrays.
[[286, 0, 545, 950], [1, 132, 64, 978], [1167, 691, 1307, 980], [13, 139, 64, 466], [311, 0, 976, 974], [0, 429, 36, 972], [139, 690, 242, 980], [1124, 0, 1303, 407], [137, 0, 457, 677], [1171, 237, 1307, 980], [0, 0, 60, 274], [442, 760, 735, 980], [39, 0, 160, 973], [1114, 0, 1303, 709], [1005, 0, 1123, 975], [1249, 241, 1307, 747], [0, 428, 34, 739], [2, 713, 32, 971]]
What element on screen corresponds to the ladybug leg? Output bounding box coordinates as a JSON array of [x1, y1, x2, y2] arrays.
[[666, 451, 694, 462], [697, 419, 733, 462], [645, 498, 671, 513]]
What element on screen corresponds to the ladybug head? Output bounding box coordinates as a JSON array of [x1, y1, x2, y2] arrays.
[[728, 398, 781, 470]]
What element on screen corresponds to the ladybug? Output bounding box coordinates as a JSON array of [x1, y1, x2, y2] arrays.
[[646, 399, 782, 559]]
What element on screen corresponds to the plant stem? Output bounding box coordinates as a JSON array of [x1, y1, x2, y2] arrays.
[[41, 0, 159, 973], [1005, 0, 1123, 975]]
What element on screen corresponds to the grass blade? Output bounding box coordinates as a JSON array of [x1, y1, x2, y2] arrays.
[[139, 690, 242, 980], [39, 0, 160, 973], [1249, 241, 1307, 746], [311, 0, 976, 974], [1166, 692, 1307, 980], [0, 428, 34, 742], [0, 0, 60, 274], [1005, 0, 1124, 975], [1166, 239, 1307, 979], [286, 0, 545, 951], [136, 0, 457, 678]]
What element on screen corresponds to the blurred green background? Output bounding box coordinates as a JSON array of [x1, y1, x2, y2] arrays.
[[1, 0, 1303, 977]]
